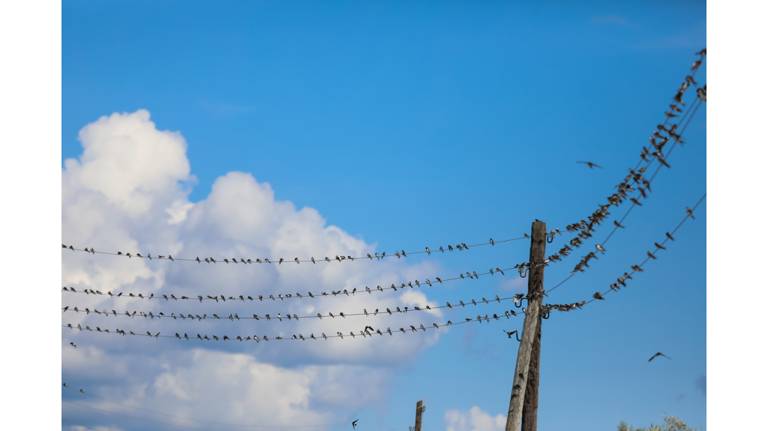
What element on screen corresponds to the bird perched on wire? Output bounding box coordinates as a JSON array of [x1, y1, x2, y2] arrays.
[[577, 161, 602, 169], [648, 352, 671, 362], [352, 419, 359, 429]]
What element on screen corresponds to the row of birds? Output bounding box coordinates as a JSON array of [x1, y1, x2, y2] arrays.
[[60, 264, 523, 304], [63, 310, 520, 343], [537, 200, 700, 310], [561, 69, 705, 274], [62, 235, 517, 266], [562, 50, 706, 253], [591, 240, 671, 302], [61, 294, 525, 322]]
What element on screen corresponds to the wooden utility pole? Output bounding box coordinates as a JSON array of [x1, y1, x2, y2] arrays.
[[414, 400, 425, 431], [521, 319, 542, 431], [505, 220, 547, 431]]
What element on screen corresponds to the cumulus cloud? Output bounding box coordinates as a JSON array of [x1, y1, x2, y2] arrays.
[[444, 406, 506, 431], [67, 426, 124, 431], [62, 109, 447, 429]]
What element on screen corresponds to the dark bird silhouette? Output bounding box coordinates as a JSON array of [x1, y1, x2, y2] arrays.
[[352, 419, 359, 430], [577, 161, 602, 169], [504, 330, 521, 342], [593, 292, 605, 300], [648, 351, 671, 362], [69, 342, 77, 348]]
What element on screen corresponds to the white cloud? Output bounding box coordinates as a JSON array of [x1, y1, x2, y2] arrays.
[[67, 426, 123, 431], [445, 406, 506, 431], [62, 109, 449, 429]]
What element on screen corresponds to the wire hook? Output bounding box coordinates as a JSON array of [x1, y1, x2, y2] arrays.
[[518, 265, 529, 278]]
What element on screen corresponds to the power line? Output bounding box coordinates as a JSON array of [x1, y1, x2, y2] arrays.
[[61, 262, 529, 304], [546, 193, 704, 298], [546, 52, 706, 267], [549, 78, 705, 289], [598, 95, 705, 250], [63, 307, 524, 343], [62, 293, 527, 322], [61, 229, 554, 266]]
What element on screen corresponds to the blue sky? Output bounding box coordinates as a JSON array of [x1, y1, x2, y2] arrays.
[[63, 1, 706, 430]]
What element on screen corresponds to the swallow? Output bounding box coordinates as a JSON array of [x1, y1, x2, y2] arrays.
[[686, 207, 696, 219], [593, 292, 605, 300], [613, 220, 625, 229], [577, 161, 602, 169], [654, 151, 671, 168], [504, 330, 521, 341], [697, 86, 707, 102], [647, 251, 657, 260], [654, 242, 666, 250], [648, 351, 671, 362], [665, 232, 675, 241], [595, 243, 606, 253], [691, 59, 702, 71], [352, 420, 359, 430]]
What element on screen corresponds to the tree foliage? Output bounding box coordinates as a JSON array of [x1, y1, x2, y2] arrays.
[[617, 416, 695, 431]]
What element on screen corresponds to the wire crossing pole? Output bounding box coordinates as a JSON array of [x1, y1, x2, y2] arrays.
[[414, 400, 425, 431], [505, 220, 547, 431]]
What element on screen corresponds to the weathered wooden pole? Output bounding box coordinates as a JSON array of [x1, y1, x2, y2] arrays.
[[414, 400, 425, 431], [505, 220, 546, 431], [522, 322, 542, 431]]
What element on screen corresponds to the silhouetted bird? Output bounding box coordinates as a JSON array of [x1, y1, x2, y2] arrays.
[[504, 330, 521, 342], [577, 161, 602, 169], [648, 352, 671, 362], [352, 419, 359, 430]]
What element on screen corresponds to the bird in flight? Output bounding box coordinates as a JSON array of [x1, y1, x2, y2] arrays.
[[352, 419, 359, 429], [504, 330, 521, 342], [577, 161, 602, 169], [648, 352, 671, 362]]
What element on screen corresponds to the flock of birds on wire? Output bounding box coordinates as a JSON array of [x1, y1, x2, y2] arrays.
[[63, 51, 706, 413], [63, 307, 523, 343]]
